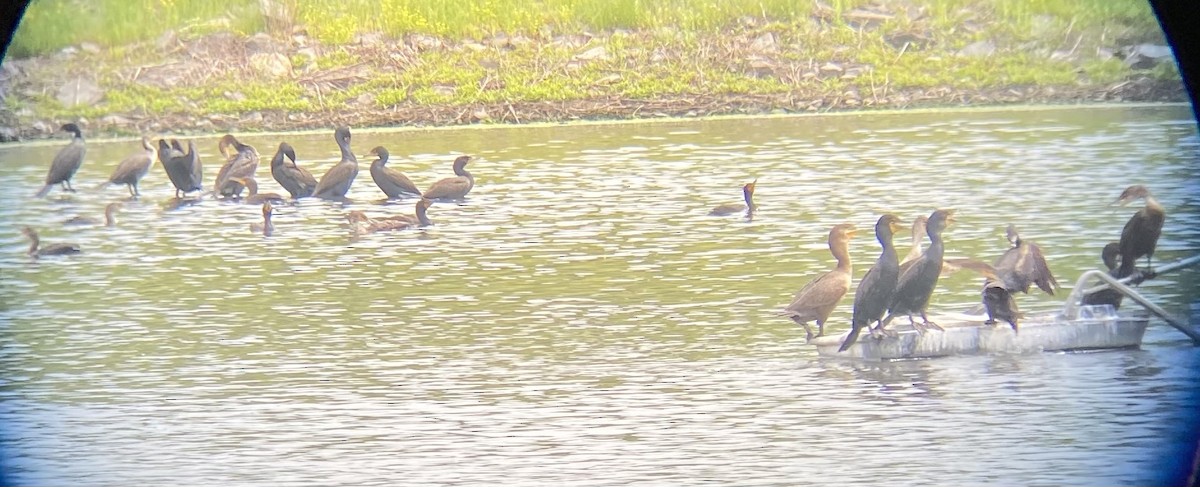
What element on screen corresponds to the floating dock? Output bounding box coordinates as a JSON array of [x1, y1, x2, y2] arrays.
[[812, 309, 1150, 361], [813, 253, 1200, 362]]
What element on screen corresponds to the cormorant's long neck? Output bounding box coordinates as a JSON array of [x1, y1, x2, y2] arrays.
[[928, 229, 945, 261], [263, 214, 274, 235], [105, 208, 116, 227], [833, 241, 852, 273], [743, 188, 755, 210], [26, 234, 39, 255], [338, 137, 356, 163], [879, 232, 898, 266], [245, 180, 258, 196], [372, 155, 388, 172], [1145, 195, 1164, 215], [416, 203, 432, 226], [271, 151, 285, 170], [454, 163, 472, 182]]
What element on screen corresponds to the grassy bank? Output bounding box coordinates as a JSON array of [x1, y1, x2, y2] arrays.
[[1, 0, 1182, 137]]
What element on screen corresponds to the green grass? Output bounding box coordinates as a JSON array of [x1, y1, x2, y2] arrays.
[[10, 0, 262, 58], [5, 0, 1176, 131]]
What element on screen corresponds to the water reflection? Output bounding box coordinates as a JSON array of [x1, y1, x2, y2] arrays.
[[0, 105, 1198, 485]]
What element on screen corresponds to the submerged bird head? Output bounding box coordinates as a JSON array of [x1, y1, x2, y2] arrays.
[[368, 146, 389, 161], [1113, 185, 1152, 206]]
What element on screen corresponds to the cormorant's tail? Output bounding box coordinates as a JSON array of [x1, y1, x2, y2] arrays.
[[838, 326, 862, 352], [34, 184, 52, 198]]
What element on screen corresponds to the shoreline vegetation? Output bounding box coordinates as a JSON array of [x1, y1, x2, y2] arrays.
[[0, 0, 1186, 140]]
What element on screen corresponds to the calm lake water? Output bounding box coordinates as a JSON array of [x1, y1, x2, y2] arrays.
[[1, 105, 1199, 485]]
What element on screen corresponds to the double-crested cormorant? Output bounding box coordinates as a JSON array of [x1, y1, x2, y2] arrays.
[[250, 202, 275, 236], [213, 134, 260, 198], [1081, 242, 1126, 309], [99, 136, 156, 197], [1114, 184, 1165, 278], [993, 224, 1058, 295], [982, 277, 1020, 332], [270, 142, 317, 199], [708, 179, 757, 216], [20, 226, 81, 257], [369, 146, 422, 199], [839, 214, 903, 352], [35, 123, 86, 197], [349, 198, 434, 234], [422, 155, 474, 200], [229, 177, 287, 205], [780, 223, 856, 342], [881, 209, 955, 333], [900, 215, 928, 266], [160, 139, 205, 198], [312, 126, 358, 200], [64, 202, 122, 227]]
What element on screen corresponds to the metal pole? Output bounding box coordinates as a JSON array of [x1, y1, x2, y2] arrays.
[[1079, 253, 1200, 295], [1064, 254, 1200, 345]]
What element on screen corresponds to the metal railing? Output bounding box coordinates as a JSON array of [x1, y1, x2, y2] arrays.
[[1063, 254, 1200, 345]]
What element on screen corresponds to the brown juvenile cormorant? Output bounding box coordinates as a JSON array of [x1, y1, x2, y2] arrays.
[[270, 142, 318, 199], [422, 155, 474, 200], [369, 146, 422, 199], [780, 223, 857, 342], [99, 136, 156, 197], [708, 179, 757, 216], [1114, 185, 1165, 278], [229, 177, 287, 205], [993, 224, 1058, 295], [213, 134, 260, 198], [881, 209, 955, 333], [900, 215, 928, 266], [839, 214, 903, 352], [20, 227, 81, 257], [64, 202, 122, 227], [250, 202, 275, 236], [35, 123, 86, 197], [1081, 242, 1126, 309], [350, 198, 434, 234], [982, 277, 1020, 332], [312, 126, 358, 200]]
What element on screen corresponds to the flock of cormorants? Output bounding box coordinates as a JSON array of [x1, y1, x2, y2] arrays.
[[22, 123, 473, 247], [773, 183, 1165, 351], [19, 123, 1167, 352]]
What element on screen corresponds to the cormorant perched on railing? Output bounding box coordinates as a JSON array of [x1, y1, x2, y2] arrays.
[[1114, 185, 1165, 279]]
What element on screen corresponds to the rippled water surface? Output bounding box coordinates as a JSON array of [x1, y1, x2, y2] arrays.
[[2, 105, 1199, 485]]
